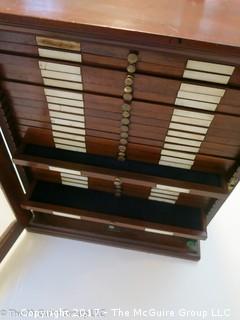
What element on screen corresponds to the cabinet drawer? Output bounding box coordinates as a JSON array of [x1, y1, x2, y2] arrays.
[[1, 30, 240, 86]]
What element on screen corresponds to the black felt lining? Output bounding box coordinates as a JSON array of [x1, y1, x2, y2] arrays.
[[31, 181, 203, 231], [25, 144, 221, 187]]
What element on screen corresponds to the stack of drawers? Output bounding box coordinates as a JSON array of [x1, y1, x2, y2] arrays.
[[0, 21, 240, 260]]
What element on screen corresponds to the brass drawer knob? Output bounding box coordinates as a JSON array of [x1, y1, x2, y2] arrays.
[[122, 103, 131, 112], [121, 125, 129, 132], [120, 138, 128, 145], [120, 132, 128, 139], [124, 86, 133, 94], [119, 145, 127, 152], [121, 118, 130, 125], [127, 64, 136, 74], [122, 111, 130, 118], [118, 151, 125, 156], [123, 93, 133, 102], [127, 53, 138, 64], [125, 76, 134, 86]]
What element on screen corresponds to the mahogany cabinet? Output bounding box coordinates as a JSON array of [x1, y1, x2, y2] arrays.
[[0, 1, 240, 260]]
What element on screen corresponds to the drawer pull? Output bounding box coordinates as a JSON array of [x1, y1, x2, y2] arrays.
[[124, 75, 134, 86], [121, 103, 131, 112], [127, 64, 136, 73], [124, 86, 133, 93], [127, 53, 138, 64], [123, 92, 133, 102], [121, 118, 130, 125]]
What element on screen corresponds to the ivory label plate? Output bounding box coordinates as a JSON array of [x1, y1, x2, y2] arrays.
[[148, 196, 176, 204], [145, 228, 174, 236], [165, 136, 202, 147], [51, 124, 85, 135], [39, 61, 81, 74], [44, 88, 83, 100], [60, 173, 88, 181], [43, 78, 83, 91], [183, 70, 229, 84], [149, 192, 179, 200], [41, 69, 82, 82], [169, 122, 208, 134], [49, 104, 84, 115], [61, 177, 88, 185], [36, 36, 81, 51], [49, 166, 81, 175], [49, 110, 85, 122], [55, 144, 86, 153], [52, 211, 81, 219], [177, 90, 221, 103], [150, 188, 179, 196], [167, 130, 205, 141], [173, 109, 214, 121], [160, 156, 194, 165], [62, 181, 88, 188], [51, 118, 85, 128], [38, 48, 82, 63], [47, 96, 84, 108], [180, 83, 225, 97], [175, 98, 217, 111], [161, 149, 196, 160], [171, 115, 212, 127], [186, 60, 234, 75], [164, 143, 199, 153], [155, 184, 190, 194], [159, 160, 192, 170], [53, 138, 86, 148], [52, 131, 85, 142]]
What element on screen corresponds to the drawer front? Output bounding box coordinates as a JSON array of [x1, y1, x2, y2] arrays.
[[2, 80, 237, 176], [1, 30, 240, 86]]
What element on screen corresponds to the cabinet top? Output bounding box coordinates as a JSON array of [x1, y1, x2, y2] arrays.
[[0, 0, 239, 48]]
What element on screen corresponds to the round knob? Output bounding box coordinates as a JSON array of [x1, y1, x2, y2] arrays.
[[128, 53, 138, 64]]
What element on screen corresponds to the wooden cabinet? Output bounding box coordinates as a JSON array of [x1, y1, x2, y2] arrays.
[[0, 1, 240, 260]]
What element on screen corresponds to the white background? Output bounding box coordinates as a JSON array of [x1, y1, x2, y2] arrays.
[[0, 183, 240, 320]]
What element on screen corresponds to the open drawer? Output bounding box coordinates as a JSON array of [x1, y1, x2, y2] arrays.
[[28, 211, 201, 260], [22, 180, 207, 241]]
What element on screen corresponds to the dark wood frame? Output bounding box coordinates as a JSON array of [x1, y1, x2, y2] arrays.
[[0, 134, 31, 262]]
